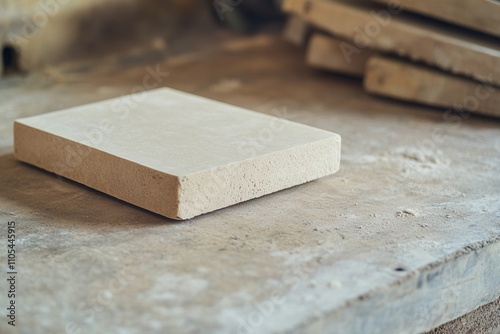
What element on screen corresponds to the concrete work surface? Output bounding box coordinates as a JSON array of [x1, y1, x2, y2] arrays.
[[0, 30, 499, 333], [14, 88, 341, 220]]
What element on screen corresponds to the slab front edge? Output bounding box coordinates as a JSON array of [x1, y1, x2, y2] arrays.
[[13, 88, 341, 219]]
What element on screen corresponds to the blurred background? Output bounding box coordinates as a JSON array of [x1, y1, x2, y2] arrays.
[[1, 1, 499, 334], [1, 0, 499, 118], [0, 0, 283, 74]]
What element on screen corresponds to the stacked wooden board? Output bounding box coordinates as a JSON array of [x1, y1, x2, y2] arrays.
[[282, 0, 500, 118]]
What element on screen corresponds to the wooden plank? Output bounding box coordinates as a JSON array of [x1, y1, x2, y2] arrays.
[[306, 33, 374, 77], [283, 15, 311, 46], [364, 55, 500, 118], [374, 0, 500, 37], [282, 0, 500, 86], [14, 87, 341, 220]]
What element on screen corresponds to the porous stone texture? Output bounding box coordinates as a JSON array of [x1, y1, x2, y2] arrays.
[[14, 88, 341, 219]]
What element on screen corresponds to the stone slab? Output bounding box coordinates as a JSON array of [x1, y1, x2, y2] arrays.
[[282, 0, 500, 86], [374, 0, 500, 37], [13, 87, 341, 220], [364, 55, 500, 118], [306, 33, 374, 77]]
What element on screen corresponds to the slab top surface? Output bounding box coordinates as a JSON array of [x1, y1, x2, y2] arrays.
[[16, 88, 338, 176]]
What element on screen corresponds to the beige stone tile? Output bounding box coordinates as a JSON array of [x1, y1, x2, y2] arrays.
[[14, 88, 341, 219]]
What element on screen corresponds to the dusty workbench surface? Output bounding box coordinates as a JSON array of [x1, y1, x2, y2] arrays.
[[0, 29, 499, 334]]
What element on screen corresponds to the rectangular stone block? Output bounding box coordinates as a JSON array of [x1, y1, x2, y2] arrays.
[[364, 56, 500, 118], [306, 33, 374, 77], [282, 0, 500, 86], [14, 88, 341, 220]]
